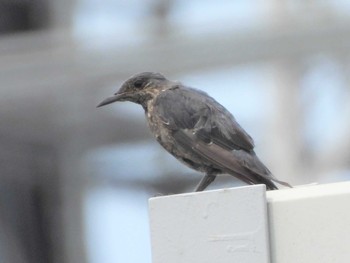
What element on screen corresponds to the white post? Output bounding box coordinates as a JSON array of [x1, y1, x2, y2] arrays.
[[149, 185, 270, 263]]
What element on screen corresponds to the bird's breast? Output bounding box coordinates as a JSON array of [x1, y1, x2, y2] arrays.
[[145, 99, 175, 151]]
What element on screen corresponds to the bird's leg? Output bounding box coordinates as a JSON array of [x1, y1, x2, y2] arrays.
[[194, 174, 216, 192]]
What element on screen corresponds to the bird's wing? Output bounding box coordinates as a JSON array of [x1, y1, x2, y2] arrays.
[[154, 87, 290, 188], [155, 87, 255, 151]]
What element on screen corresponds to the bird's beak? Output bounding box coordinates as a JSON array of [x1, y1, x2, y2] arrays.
[[97, 92, 131, 108]]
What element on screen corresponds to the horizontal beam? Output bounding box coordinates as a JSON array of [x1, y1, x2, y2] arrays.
[[2, 19, 350, 95], [267, 181, 350, 263]]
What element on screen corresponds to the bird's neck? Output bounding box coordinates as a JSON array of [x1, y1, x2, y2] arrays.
[[140, 87, 166, 111], [137, 91, 154, 111]]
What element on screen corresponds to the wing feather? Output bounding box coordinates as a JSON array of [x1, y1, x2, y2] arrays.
[[155, 87, 254, 151]]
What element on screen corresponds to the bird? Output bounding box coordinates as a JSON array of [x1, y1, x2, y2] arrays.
[[97, 72, 291, 191]]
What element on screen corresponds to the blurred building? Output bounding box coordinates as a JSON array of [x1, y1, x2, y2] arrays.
[[1, 1, 350, 263]]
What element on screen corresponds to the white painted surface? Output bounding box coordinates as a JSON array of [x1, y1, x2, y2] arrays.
[[149, 181, 350, 263], [149, 185, 270, 263], [267, 181, 350, 263]]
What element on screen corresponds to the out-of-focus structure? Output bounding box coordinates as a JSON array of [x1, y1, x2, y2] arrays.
[[1, 1, 350, 263]]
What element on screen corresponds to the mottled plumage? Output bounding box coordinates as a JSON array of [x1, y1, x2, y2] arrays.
[[97, 72, 291, 191]]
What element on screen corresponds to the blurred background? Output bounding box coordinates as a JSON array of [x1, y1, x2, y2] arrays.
[[1, 0, 350, 262]]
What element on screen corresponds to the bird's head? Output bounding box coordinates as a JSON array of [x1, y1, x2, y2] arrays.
[[97, 72, 167, 107]]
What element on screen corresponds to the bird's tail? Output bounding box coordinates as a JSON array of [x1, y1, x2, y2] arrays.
[[241, 153, 292, 190], [253, 172, 292, 190], [258, 175, 279, 190]]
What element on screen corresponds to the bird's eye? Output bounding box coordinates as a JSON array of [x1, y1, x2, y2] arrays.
[[134, 79, 144, 89]]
